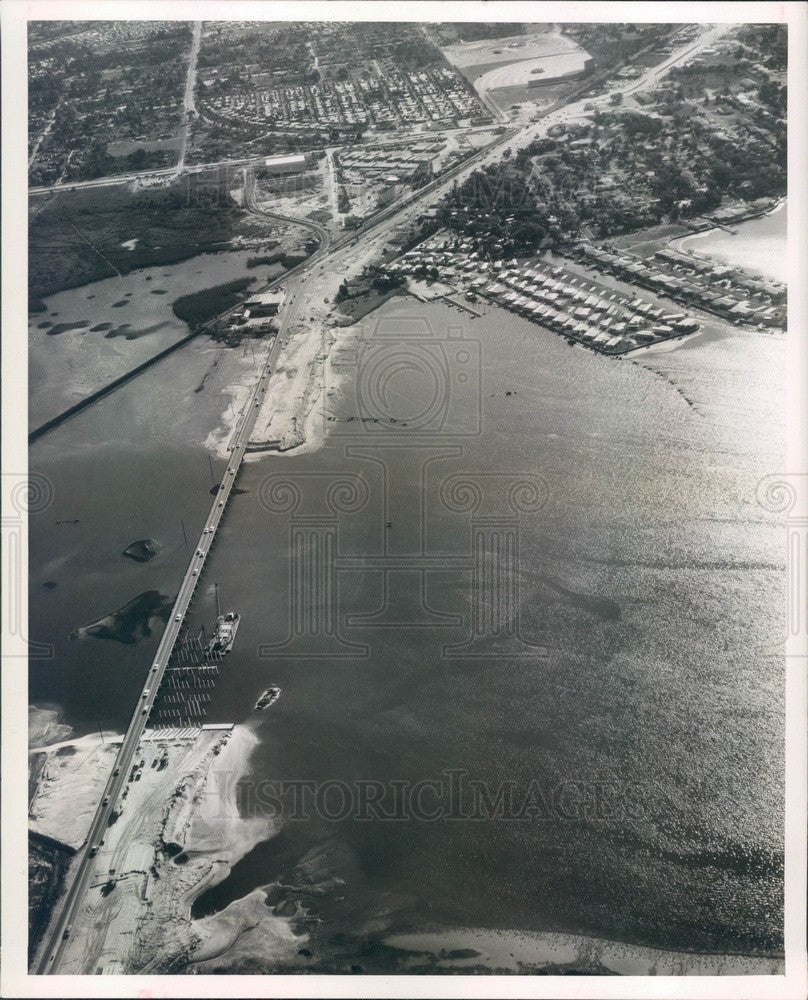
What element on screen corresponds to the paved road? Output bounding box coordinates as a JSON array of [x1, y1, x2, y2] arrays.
[[242, 166, 330, 251], [35, 268, 310, 976], [623, 25, 730, 95], [27, 155, 258, 197], [176, 21, 202, 174], [27, 26, 716, 202], [35, 28, 718, 973], [34, 120, 523, 971], [27, 120, 511, 199]]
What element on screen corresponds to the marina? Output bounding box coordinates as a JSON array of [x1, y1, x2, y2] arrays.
[[672, 201, 787, 284], [17, 11, 794, 986]]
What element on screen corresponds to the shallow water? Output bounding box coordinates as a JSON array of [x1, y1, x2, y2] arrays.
[[28, 248, 263, 428], [29, 275, 786, 967], [672, 203, 787, 283]]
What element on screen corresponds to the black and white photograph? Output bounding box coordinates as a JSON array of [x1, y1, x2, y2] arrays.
[[1, 2, 806, 997]]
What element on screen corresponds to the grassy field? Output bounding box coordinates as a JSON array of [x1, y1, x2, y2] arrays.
[[28, 178, 245, 301]]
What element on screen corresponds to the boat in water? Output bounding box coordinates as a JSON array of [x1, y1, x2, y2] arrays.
[[254, 686, 281, 711], [205, 584, 240, 655]]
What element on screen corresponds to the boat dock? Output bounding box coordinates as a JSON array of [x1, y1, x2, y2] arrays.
[[442, 293, 485, 316]]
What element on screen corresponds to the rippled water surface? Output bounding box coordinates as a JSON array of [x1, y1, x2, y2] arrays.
[[29, 276, 786, 965]]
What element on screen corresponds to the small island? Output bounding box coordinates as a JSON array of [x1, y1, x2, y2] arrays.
[[122, 539, 161, 563], [70, 590, 172, 645]]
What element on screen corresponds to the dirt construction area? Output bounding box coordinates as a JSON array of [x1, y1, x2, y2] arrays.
[[442, 30, 590, 83]]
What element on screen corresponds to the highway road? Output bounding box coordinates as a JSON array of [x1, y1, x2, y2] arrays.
[[27, 125, 508, 198], [623, 25, 730, 95], [28, 175, 332, 446], [175, 21, 202, 174], [34, 26, 721, 973], [34, 110, 526, 969], [27, 24, 715, 203], [28, 155, 262, 197], [300, 29, 726, 264], [34, 248, 310, 978]]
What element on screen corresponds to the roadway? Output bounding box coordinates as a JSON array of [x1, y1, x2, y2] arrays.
[[241, 166, 330, 251], [35, 27, 722, 972], [305, 30, 725, 260], [34, 103, 527, 970], [29, 178, 331, 445], [35, 251, 309, 977], [175, 21, 202, 174], [28, 155, 261, 197], [622, 25, 731, 95], [28, 24, 721, 202]]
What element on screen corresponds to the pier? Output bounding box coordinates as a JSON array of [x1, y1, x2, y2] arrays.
[[441, 293, 485, 316]]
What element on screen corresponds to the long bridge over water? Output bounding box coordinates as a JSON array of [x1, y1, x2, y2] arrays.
[[33, 268, 310, 973], [32, 25, 720, 970]]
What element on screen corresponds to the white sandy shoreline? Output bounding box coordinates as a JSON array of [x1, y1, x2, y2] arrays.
[[385, 926, 784, 976], [29, 704, 74, 749], [28, 713, 303, 974]]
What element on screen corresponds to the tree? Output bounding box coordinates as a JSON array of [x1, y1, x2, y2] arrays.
[[127, 147, 150, 171]]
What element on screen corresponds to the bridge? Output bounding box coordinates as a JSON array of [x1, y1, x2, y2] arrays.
[[33, 24, 720, 972], [34, 272, 308, 974]]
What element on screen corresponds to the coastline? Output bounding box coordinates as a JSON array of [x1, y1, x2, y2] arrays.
[[29, 731, 121, 850], [34, 720, 300, 974], [203, 364, 260, 461], [29, 704, 73, 749], [245, 320, 334, 455], [131, 722, 294, 973], [27, 710, 123, 966], [27, 157, 789, 971], [384, 927, 784, 976], [28, 256, 787, 969], [246, 316, 359, 459], [668, 198, 787, 282], [27, 247, 270, 430]]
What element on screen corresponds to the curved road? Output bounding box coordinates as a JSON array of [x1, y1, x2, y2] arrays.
[[241, 165, 330, 251]]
